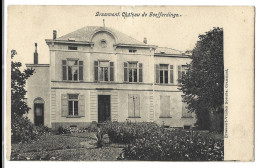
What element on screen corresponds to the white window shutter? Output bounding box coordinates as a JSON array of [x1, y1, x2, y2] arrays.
[[61, 94, 68, 117], [79, 95, 85, 117]]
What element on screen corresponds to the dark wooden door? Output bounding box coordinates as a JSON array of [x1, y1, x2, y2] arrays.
[[98, 95, 111, 123], [34, 103, 44, 126]]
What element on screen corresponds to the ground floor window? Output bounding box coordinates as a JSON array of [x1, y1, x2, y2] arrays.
[[128, 94, 140, 118], [68, 94, 79, 116], [160, 96, 171, 118]]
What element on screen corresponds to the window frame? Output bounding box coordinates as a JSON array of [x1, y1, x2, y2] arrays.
[[95, 60, 114, 82], [129, 49, 137, 53], [62, 59, 83, 81], [68, 94, 79, 116], [68, 46, 78, 50], [159, 64, 169, 84], [124, 61, 143, 83]]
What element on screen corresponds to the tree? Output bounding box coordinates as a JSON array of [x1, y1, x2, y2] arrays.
[[11, 50, 34, 120], [180, 27, 224, 132]]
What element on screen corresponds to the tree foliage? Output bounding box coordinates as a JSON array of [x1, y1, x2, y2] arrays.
[[180, 28, 224, 131], [11, 50, 34, 118]]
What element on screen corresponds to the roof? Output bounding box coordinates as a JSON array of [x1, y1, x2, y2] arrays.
[[56, 26, 145, 45], [155, 47, 183, 55]]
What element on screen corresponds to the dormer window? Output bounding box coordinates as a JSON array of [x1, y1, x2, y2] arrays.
[[68, 46, 78, 50], [129, 49, 137, 53]]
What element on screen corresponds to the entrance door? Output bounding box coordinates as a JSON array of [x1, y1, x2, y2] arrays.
[[34, 103, 44, 126], [98, 95, 111, 123]]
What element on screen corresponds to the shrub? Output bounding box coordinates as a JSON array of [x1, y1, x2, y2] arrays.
[[120, 129, 224, 161], [102, 122, 223, 161], [11, 114, 49, 143], [101, 122, 161, 144]]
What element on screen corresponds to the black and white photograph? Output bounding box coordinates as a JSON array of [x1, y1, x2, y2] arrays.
[[5, 5, 254, 164]]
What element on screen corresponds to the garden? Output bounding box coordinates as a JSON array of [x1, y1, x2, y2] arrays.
[[11, 121, 224, 161]]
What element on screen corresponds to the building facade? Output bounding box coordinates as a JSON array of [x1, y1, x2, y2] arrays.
[[25, 26, 196, 130]]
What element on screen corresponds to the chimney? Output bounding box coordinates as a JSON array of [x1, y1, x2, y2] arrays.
[[34, 43, 38, 64], [53, 30, 57, 40], [143, 37, 147, 44]]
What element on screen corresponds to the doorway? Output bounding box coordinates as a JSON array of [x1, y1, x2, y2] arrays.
[[98, 95, 111, 123], [34, 103, 44, 126]]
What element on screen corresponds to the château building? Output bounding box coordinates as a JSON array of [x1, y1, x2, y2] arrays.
[[25, 26, 196, 130]]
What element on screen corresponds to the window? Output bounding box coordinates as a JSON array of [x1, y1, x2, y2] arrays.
[[184, 125, 191, 130], [155, 64, 174, 84], [178, 65, 188, 84], [160, 96, 171, 118], [124, 62, 143, 83], [94, 61, 114, 82], [62, 59, 83, 81], [129, 49, 137, 53], [68, 94, 79, 116], [68, 46, 77, 50], [61, 94, 85, 117], [159, 64, 168, 84], [128, 94, 140, 118]]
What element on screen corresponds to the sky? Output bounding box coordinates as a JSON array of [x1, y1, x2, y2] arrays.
[[7, 6, 226, 66]]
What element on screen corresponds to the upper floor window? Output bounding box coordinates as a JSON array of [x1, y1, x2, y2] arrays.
[[62, 59, 83, 81], [124, 62, 143, 83], [129, 49, 137, 53], [178, 65, 188, 84], [68, 46, 78, 50], [155, 64, 174, 84], [94, 61, 114, 82], [159, 64, 169, 84]]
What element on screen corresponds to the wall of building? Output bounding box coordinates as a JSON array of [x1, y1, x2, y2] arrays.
[[26, 65, 51, 127], [39, 29, 197, 129]]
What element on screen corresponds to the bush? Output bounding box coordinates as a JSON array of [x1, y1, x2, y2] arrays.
[[120, 129, 224, 161], [101, 122, 161, 144], [102, 122, 223, 161], [11, 114, 49, 143]]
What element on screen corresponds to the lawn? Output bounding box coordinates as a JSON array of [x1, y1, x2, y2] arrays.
[[11, 132, 124, 161]]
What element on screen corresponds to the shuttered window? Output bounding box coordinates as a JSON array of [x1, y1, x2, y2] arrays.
[[160, 96, 171, 118], [61, 94, 85, 117], [128, 94, 140, 118], [124, 62, 143, 83]]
